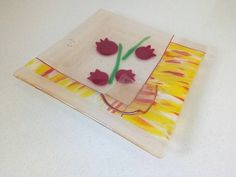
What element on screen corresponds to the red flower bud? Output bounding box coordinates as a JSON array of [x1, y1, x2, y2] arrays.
[[135, 45, 156, 60], [88, 69, 109, 86], [96, 38, 118, 55], [115, 69, 135, 84]]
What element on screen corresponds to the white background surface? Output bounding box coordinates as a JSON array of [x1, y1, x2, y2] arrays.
[[0, 0, 236, 177]]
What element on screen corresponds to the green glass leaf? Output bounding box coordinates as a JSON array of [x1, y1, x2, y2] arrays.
[[108, 43, 123, 84], [122, 36, 150, 60]]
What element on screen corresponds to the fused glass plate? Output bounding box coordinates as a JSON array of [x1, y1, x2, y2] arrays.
[[14, 9, 205, 158]]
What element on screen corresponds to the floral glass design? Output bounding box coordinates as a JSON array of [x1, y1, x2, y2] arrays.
[[89, 36, 156, 86], [14, 10, 205, 158]]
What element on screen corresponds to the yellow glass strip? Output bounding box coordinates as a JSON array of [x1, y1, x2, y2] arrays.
[[24, 58, 37, 67], [35, 63, 52, 75], [122, 115, 166, 138]]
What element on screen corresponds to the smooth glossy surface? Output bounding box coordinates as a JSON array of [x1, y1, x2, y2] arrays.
[[1, 1, 236, 177]]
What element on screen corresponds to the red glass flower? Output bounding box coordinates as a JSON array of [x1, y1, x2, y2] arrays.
[[115, 69, 135, 84], [88, 69, 109, 86], [135, 45, 156, 60], [96, 38, 118, 56]]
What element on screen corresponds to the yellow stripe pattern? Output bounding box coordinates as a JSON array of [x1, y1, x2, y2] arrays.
[[122, 43, 204, 139], [24, 59, 97, 98]]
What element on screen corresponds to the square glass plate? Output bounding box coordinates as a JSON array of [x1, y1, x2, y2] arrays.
[[15, 9, 205, 158]]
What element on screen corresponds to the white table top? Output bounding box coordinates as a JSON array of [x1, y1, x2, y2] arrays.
[[1, 0, 236, 177]]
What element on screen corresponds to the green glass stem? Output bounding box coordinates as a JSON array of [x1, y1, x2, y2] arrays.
[[122, 36, 150, 60], [108, 43, 123, 84], [108, 36, 150, 84]]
